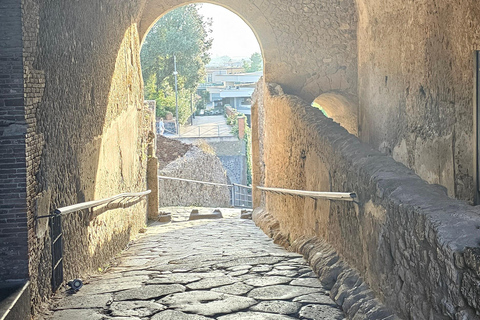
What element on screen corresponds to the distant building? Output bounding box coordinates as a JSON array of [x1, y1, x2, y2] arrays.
[[199, 71, 262, 124]]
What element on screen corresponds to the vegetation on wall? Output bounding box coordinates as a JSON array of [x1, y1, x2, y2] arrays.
[[141, 4, 212, 124]]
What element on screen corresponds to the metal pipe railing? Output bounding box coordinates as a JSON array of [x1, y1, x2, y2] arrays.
[[158, 175, 232, 187], [257, 186, 356, 201], [36, 190, 151, 219]]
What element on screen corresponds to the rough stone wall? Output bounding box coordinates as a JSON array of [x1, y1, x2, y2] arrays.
[[209, 140, 247, 185], [158, 147, 231, 208], [0, 0, 29, 282], [139, 0, 358, 102], [22, 0, 150, 310], [252, 82, 480, 319], [218, 155, 246, 185], [356, 0, 480, 202]]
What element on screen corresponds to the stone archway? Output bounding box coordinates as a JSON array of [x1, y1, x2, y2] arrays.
[[138, 0, 358, 102]]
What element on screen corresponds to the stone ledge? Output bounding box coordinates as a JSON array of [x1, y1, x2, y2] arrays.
[[253, 208, 398, 320]]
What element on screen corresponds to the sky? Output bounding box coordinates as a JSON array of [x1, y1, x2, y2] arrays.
[[198, 3, 261, 59]]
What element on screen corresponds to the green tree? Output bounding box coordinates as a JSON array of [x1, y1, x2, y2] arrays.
[[141, 4, 212, 123], [242, 52, 263, 73]]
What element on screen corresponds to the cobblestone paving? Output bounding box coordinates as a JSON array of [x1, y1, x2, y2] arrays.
[[43, 208, 345, 320]]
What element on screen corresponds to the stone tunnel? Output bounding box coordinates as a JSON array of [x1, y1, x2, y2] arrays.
[[2, 0, 480, 319]]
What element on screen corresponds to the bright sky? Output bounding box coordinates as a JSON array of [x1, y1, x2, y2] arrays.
[[198, 3, 261, 59]]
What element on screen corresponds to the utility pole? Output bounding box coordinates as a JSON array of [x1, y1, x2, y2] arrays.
[[173, 55, 179, 135]]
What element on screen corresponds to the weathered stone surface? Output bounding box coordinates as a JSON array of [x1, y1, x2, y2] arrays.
[[161, 292, 256, 316], [248, 285, 320, 300], [159, 145, 231, 208], [53, 294, 112, 310], [299, 304, 345, 320], [152, 310, 212, 320], [290, 277, 324, 288], [212, 282, 254, 295], [250, 301, 302, 315], [293, 293, 336, 304], [109, 301, 166, 317], [147, 274, 202, 285], [50, 309, 104, 320], [44, 213, 344, 320], [244, 276, 292, 287], [217, 312, 296, 320], [185, 276, 237, 290], [115, 284, 186, 300]]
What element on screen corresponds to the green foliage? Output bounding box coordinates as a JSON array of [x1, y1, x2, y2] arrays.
[[196, 90, 210, 111], [242, 52, 263, 73], [141, 4, 212, 123]]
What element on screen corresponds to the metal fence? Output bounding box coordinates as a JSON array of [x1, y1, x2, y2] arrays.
[[231, 183, 253, 208], [178, 124, 231, 138]]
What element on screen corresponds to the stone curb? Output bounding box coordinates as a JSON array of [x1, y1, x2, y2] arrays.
[[253, 208, 401, 320]]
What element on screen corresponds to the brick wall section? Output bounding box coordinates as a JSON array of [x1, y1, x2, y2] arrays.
[[253, 82, 480, 319], [0, 0, 29, 281]]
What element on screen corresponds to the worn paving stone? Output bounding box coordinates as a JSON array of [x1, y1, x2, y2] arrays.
[[217, 312, 296, 319], [49, 309, 104, 320], [44, 209, 345, 320], [248, 285, 321, 300], [244, 276, 292, 287], [290, 277, 324, 288], [293, 292, 336, 304], [146, 274, 202, 285], [53, 293, 112, 310], [109, 300, 166, 317], [186, 276, 238, 290], [212, 282, 254, 295], [76, 276, 146, 295], [161, 291, 256, 316], [115, 284, 186, 300], [265, 269, 299, 277], [250, 265, 272, 272], [250, 300, 302, 315], [151, 310, 213, 319], [299, 304, 346, 319]]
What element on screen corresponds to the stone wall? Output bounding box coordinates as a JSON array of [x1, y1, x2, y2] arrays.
[[21, 0, 150, 310], [356, 0, 480, 202], [0, 0, 28, 282], [252, 82, 480, 319], [158, 146, 231, 208], [218, 156, 247, 185]]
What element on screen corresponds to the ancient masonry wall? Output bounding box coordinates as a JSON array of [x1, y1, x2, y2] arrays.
[[356, 0, 480, 202], [21, 0, 150, 310], [0, 0, 29, 282], [158, 147, 231, 208], [252, 82, 480, 319]]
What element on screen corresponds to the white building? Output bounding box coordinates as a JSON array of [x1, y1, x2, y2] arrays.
[[205, 71, 262, 111]]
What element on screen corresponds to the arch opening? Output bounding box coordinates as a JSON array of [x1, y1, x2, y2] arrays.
[[141, 3, 264, 207], [312, 93, 358, 136]]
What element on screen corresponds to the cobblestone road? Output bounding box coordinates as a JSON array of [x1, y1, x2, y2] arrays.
[[43, 208, 345, 320]]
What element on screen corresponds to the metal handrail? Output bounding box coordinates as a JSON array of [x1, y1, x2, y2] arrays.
[[257, 186, 356, 201], [36, 190, 151, 218], [158, 175, 232, 187], [233, 183, 252, 189]]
